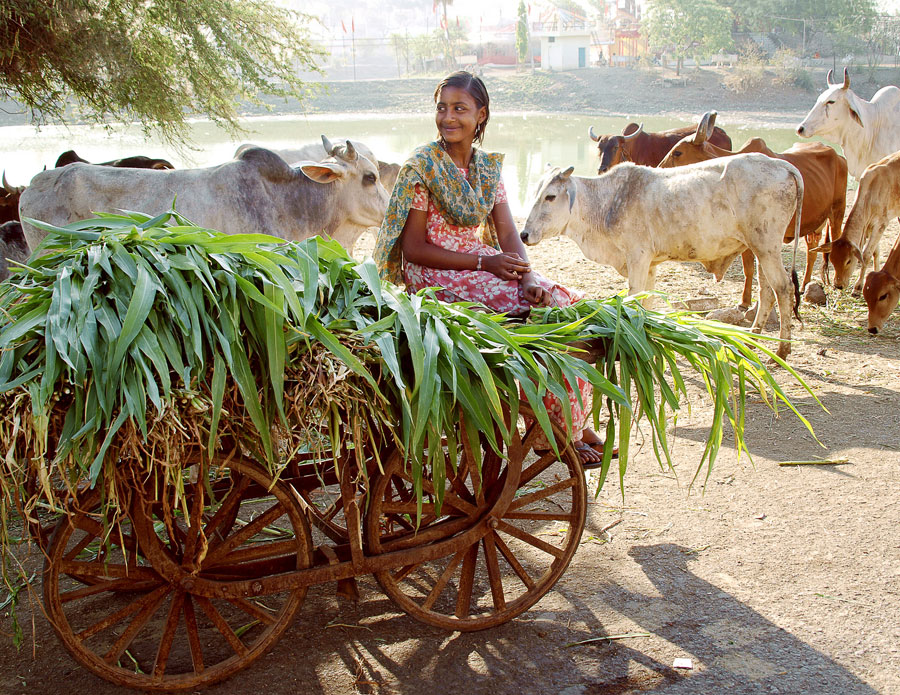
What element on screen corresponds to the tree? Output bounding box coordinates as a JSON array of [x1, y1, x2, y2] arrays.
[[516, 1, 529, 67], [0, 0, 324, 144], [644, 0, 734, 75]]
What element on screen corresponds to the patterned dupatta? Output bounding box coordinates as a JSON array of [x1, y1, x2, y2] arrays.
[[374, 141, 504, 285]]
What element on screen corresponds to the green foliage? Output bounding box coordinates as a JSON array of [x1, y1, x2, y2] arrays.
[[0, 0, 324, 144], [644, 0, 734, 74], [517, 1, 529, 65]]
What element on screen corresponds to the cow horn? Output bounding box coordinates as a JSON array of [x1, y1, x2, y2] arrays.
[[623, 123, 643, 140], [588, 125, 599, 142], [559, 166, 574, 180], [321, 135, 336, 156], [343, 140, 358, 162], [694, 113, 711, 145], [842, 67, 850, 89], [826, 68, 835, 86], [1, 170, 13, 194]]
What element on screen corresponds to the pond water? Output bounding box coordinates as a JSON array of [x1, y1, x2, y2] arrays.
[[0, 113, 816, 217]]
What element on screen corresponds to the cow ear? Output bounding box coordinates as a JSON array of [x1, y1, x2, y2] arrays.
[[566, 179, 576, 211], [809, 242, 832, 254], [299, 161, 346, 183], [848, 105, 863, 127]]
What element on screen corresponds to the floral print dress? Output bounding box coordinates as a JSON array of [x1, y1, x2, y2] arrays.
[[403, 169, 592, 446]]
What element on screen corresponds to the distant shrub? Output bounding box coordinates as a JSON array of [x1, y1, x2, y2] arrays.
[[724, 44, 767, 94], [771, 48, 813, 91]]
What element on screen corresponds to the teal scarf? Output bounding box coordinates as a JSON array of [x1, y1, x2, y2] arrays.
[[374, 141, 504, 285]]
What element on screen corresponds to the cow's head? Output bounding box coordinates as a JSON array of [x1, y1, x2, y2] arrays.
[[658, 112, 718, 168], [590, 123, 643, 174], [863, 268, 900, 333], [797, 68, 863, 138], [299, 139, 389, 230], [520, 166, 576, 245], [823, 236, 864, 290], [0, 171, 24, 224]]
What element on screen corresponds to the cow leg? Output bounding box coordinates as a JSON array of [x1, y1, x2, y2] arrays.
[[626, 255, 655, 308], [739, 249, 755, 309], [754, 248, 793, 359], [802, 225, 824, 291]]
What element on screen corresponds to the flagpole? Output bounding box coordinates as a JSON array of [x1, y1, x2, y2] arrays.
[[352, 17, 357, 81]]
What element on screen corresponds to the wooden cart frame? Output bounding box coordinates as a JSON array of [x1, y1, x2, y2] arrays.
[[35, 400, 591, 691]]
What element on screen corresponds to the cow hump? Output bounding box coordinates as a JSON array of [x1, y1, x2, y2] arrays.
[[235, 146, 296, 183]]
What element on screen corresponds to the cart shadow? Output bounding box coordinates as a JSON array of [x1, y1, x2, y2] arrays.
[[241, 542, 877, 695]]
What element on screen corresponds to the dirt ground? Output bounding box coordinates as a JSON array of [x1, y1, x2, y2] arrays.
[[2, 67, 900, 694]]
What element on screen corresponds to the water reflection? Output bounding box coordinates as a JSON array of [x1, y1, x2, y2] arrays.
[[0, 114, 810, 217]]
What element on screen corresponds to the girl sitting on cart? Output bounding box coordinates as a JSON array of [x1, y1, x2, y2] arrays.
[[374, 71, 609, 466]]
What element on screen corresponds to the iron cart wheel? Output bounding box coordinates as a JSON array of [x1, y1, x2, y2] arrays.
[[43, 455, 313, 691], [364, 403, 587, 631]]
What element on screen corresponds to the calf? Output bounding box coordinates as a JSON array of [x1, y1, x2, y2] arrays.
[[660, 112, 847, 307], [813, 151, 900, 294], [520, 155, 803, 358], [589, 120, 732, 173], [863, 231, 900, 334], [0, 221, 28, 282]]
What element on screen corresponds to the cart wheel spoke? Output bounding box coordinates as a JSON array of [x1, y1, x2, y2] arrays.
[[102, 586, 170, 664], [421, 551, 465, 611], [366, 403, 586, 631], [151, 590, 185, 677]]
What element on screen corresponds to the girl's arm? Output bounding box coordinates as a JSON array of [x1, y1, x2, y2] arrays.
[[401, 201, 529, 280], [491, 201, 551, 306]]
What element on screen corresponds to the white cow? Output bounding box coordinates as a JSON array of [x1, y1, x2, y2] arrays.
[[20, 144, 389, 252], [239, 136, 401, 193], [797, 68, 900, 179], [520, 154, 803, 358]]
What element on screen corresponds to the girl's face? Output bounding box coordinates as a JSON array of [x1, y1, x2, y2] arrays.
[[435, 86, 486, 147]]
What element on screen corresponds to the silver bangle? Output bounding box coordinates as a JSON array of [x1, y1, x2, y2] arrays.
[[476, 255, 482, 271]]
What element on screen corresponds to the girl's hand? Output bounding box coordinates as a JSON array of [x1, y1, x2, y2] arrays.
[[522, 277, 552, 306], [481, 252, 530, 281]]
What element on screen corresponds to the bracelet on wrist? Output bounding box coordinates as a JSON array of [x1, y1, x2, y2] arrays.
[[475, 255, 482, 271]]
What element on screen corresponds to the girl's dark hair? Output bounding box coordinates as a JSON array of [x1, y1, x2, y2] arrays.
[[433, 71, 490, 145]]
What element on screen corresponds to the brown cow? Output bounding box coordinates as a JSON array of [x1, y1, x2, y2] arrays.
[[813, 151, 900, 294], [0, 220, 28, 282], [55, 150, 175, 170], [589, 119, 732, 173], [0, 172, 24, 224], [863, 230, 900, 333], [659, 112, 847, 308]]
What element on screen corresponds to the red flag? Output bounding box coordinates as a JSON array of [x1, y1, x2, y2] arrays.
[[341, 19, 347, 33], [528, 4, 532, 15], [351, 17, 355, 32], [456, 16, 460, 27], [433, 0, 438, 12]]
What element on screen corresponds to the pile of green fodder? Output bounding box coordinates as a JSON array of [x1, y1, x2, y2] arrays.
[[0, 211, 816, 554]]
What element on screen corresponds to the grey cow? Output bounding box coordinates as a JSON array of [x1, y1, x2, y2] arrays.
[[20, 143, 388, 252]]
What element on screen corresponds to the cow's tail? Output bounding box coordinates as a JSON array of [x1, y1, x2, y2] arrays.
[[788, 163, 804, 325]]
